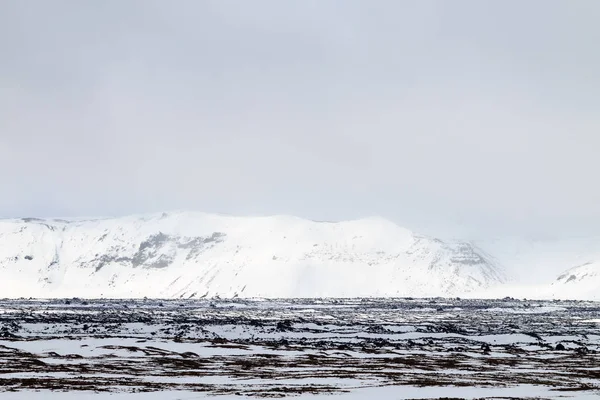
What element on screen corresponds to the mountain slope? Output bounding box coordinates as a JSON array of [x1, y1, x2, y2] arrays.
[[0, 212, 504, 299], [474, 236, 600, 285], [462, 237, 600, 300], [549, 261, 600, 300]]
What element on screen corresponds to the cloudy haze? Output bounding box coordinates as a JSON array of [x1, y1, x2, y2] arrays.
[[1, 0, 599, 238]]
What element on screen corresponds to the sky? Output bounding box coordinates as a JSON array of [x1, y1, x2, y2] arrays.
[[1, 0, 599, 239]]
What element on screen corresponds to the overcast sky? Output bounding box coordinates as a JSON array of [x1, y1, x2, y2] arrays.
[[1, 0, 599, 239]]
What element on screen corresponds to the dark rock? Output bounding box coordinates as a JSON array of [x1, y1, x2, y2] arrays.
[[481, 343, 491, 354], [276, 320, 293, 332]]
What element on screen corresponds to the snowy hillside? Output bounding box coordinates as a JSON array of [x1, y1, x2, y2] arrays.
[[549, 261, 600, 300], [474, 236, 600, 285], [468, 261, 600, 301], [466, 237, 600, 300], [0, 212, 504, 299]]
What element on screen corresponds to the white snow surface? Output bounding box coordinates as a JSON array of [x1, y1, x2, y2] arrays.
[[0, 212, 504, 299], [550, 261, 600, 299], [2, 385, 597, 400], [2, 211, 600, 300], [469, 237, 600, 300]]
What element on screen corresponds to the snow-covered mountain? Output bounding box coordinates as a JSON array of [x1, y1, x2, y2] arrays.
[[467, 237, 600, 300], [549, 261, 600, 300], [0, 212, 505, 299], [474, 236, 600, 285]]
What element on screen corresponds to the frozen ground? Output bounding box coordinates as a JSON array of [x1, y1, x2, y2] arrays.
[[1, 298, 599, 399]]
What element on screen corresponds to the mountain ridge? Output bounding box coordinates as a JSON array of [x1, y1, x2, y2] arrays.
[[0, 211, 504, 299], [1, 211, 599, 300]]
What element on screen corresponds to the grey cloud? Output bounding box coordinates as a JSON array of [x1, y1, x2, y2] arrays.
[[1, 0, 599, 239]]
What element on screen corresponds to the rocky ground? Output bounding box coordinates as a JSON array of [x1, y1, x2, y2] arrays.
[[0, 297, 599, 399]]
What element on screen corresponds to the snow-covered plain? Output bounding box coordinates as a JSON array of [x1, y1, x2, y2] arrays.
[[1, 298, 599, 399], [3, 385, 599, 400], [0, 211, 599, 299]]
